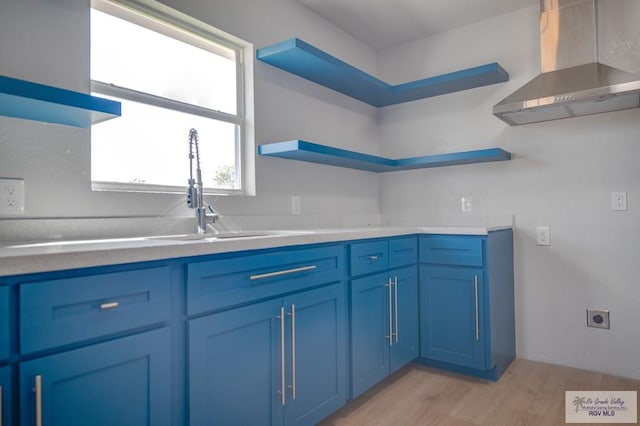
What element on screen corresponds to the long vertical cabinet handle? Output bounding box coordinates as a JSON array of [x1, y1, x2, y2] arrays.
[[474, 275, 480, 341], [394, 276, 399, 344], [35, 375, 43, 426], [277, 307, 286, 406], [0, 383, 3, 426], [386, 279, 393, 345], [288, 304, 296, 400]]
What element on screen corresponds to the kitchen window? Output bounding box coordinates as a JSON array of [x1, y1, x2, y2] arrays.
[[90, 0, 255, 195]]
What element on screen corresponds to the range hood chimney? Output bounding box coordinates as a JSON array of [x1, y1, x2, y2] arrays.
[[493, 0, 640, 126]]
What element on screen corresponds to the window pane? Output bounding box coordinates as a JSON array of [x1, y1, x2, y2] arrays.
[[91, 9, 237, 115], [92, 96, 238, 190]]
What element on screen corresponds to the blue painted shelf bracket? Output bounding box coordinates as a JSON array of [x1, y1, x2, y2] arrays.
[[258, 140, 511, 172], [256, 38, 509, 107]]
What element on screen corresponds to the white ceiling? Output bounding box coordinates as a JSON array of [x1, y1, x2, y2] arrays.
[[296, 0, 536, 50]]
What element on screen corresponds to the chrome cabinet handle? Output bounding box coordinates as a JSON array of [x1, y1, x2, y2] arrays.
[[394, 276, 399, 344], [287, 304, 296, 400], [386, 279, 393, 345], [249, 265, 316, 281], [34, 375, 43, 426], [100, 301, 119, 310], [474, 275, 480, 341], [368, 255, 379, 261], [277, 307, 286, 406]]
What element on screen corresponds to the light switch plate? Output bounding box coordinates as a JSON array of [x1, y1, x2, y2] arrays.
[[0, 177, 25, 215], [291, 195, 301, 215], [461, 196, 472, 213]]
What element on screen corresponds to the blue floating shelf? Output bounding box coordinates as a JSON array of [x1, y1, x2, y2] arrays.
[[258, 140, 511, 172], [0, 75, 121, 128], [256, 38, 509, 107]]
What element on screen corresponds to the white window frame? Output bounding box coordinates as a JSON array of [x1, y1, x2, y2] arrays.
[[90, 0, 255, 196]]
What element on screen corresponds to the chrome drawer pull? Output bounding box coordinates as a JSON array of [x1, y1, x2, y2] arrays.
[[368, 255, 379, 261], [394, 276, 399, 344], [249, 265, 316, 281], [277, 307, 286, 406], [288, 304, 297, 400], [34, 375, 43, 426], [100, 301, 120, 310], [386, 279, 393, 346], [474, 275, 480, 341]]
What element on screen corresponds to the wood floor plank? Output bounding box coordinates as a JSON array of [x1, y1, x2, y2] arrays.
[[318, 359, 640, 425]]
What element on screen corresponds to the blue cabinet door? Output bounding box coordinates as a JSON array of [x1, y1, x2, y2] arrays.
[[19, 328, 171, 426], [189, 298, 283, 426], [283, 284, 346, 426], [0, 286, 9, 361], [0, 366, 11, 426], [350, 272, 390, 398], [420, 266, 485, 369], [389, 266, 419, 373]]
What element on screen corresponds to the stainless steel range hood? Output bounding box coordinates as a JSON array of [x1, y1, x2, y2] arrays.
[[493, 0, 640, 126]]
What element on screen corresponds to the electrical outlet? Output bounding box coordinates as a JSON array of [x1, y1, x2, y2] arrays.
[[611, 191, 627, 211], [587, 309, 610, 329], [536, 226, 550, 246], [0, 178, 25, 215], [461, 196, 472, 213]]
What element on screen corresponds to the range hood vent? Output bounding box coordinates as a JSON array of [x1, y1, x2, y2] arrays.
[[493, 0, 640, 126]]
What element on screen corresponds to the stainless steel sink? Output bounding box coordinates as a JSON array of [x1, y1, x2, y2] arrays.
[[146, 230, 313, 242]]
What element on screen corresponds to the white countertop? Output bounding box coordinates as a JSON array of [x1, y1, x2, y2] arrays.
[[0, 225, 511, 277]]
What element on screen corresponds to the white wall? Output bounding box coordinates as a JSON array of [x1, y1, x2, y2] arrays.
[[0, 0, 381, 240], [377, 5, 640, 379]]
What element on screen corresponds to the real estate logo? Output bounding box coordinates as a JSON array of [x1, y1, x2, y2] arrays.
[[566, 391, 637, 423]]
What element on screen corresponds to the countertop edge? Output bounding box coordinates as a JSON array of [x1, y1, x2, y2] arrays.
[[0, 225, 512, 277]]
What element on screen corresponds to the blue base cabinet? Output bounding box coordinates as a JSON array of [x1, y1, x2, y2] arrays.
[[19, 328, 171, 426], [0, 366, 11, 426], [189, 284, 346, 426], [350, 266, 419, 397], [418, 231, 515, 380], [0, 286, 9, 361], [349, 238, 419, 398], [0, 232, 514, 426]]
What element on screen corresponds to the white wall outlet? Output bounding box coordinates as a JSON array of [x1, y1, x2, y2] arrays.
[[291, 195, 301, 215], [587, 309, 610, 329], [536, 226, 550, 246], [461, 196, 472, 213], [0, 178, 25, 215], [611, 191, 627, 211]]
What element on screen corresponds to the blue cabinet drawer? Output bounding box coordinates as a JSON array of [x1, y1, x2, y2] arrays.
[[419, 236, 484, 267], [187, 245, 343, 315], [0, 286, 9, 360], [389, 238, 418, 268], [20, 266, 171, 354], [350, 241, 389, 276]]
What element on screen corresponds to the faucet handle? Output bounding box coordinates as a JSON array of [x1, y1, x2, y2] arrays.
[[206, 204, 219, 223]]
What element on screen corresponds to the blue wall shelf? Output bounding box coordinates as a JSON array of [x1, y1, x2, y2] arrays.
[[258, 140, 511, 172], [256, 38, 509, 107], [0, 75, 121, 128]]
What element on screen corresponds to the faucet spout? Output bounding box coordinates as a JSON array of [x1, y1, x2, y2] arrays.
[[187, 128, 218, 234]]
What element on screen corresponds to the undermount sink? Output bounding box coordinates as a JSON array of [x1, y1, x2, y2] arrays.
[[146, 230, 312, 242]]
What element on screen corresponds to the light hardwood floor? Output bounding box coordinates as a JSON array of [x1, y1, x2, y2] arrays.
[[319, 359, 640, 426]]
